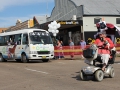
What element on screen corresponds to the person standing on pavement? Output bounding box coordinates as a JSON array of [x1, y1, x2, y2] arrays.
[[80, 40, 86, 49], [80, 39, 86, 59], [69, 39, 74, 59], [56, 40, 62, 59], [60, 40, 64, 46], [60, 40, 64, 58]]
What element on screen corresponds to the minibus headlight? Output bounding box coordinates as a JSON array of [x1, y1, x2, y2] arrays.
[[50, 51, 54, 54]]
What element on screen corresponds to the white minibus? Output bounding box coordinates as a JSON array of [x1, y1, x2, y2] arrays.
[[0, 28, 54, 63]]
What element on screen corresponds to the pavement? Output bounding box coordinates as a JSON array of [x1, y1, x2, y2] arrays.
[[54, 55, 82, 60], [54, 55, 120, 62]]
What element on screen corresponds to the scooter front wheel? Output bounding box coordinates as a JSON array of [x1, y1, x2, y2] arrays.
[[95, 70, 104, 82], [109, 68, 115, 78], [80, 70, 87, 81]]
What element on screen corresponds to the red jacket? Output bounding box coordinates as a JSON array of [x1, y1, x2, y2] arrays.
[[94, 37, 114, 54]]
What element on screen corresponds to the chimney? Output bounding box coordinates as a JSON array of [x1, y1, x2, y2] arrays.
[[73, 15, 77, 20]]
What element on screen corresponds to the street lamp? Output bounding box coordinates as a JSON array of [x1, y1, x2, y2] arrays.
[[48, 21, 61, 45]]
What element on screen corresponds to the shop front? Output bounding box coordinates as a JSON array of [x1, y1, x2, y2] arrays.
[[36, 20, 83, 46]]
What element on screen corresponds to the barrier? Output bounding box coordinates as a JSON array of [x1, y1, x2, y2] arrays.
[[54, 44, 120, 56], [54, 45, 88, 56]]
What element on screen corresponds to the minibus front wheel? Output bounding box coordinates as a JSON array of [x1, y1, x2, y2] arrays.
[[0, 54, 7, 62], [21, 53, 29, 63]]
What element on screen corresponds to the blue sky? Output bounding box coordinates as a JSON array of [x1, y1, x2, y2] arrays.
[[0, 0, 54, 27]]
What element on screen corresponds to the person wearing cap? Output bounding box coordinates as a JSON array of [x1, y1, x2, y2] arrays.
[[94, 31, 114, 71]]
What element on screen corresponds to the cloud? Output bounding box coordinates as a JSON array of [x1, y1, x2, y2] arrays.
[[0, 0, 54, 27], [0, 0, 54, 11]]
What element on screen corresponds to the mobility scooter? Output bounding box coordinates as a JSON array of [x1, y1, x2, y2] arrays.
[[80, 21, 118, 81], [80, 44, 116, 82]]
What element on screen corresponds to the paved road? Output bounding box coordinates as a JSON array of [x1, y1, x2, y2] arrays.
[[0, 58, 120, 90]]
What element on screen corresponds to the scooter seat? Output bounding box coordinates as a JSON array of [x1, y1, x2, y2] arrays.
[[94, 50, 116, 64], [94, 56, 102, 63], [109, 50, 116, 64]]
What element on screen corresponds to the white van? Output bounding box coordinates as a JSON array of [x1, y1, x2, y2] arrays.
[[0, 28, 54, 63]]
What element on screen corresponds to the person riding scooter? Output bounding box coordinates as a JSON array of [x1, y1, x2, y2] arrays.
[[94, 31, 114, 71]]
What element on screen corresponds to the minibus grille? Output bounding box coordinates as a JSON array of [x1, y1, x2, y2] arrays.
[[37, 51, 50, 54]]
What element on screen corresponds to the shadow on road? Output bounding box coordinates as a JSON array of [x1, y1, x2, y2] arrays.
[[72, 71, 95, 81], [0, 60, 52, 64], [71, 71, 111, 82], [114, 61, 120, 63]]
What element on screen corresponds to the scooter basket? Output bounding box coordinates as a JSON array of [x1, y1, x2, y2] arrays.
[[83, 48, 96, 58]]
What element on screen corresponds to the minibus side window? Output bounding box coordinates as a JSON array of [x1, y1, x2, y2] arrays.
[[9, 35, 15, 45], [4, 36, 10, 45], [0, 36, 5, 46], [22, 33, 28, 45], [14, 34, 22, 45]]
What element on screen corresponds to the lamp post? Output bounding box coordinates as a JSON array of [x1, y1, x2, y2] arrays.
[[48, 21, 61, 46]]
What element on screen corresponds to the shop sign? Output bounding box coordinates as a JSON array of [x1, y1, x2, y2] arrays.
[[57, 21, 79, 25]]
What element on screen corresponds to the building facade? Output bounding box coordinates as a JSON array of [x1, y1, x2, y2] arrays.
[[46, 0, 120, 45], [6, 19, 34, 32], [33, 16, 47, 28], [0, 28, 8, 33]]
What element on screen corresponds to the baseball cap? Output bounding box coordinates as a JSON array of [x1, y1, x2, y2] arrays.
[[98, 32, 103, 34], [98, 31, 106, 35]]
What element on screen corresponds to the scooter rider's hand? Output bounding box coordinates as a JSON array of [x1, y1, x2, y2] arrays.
[[97, 43, 104, 49], [97, 42, 103, 47], [103, 38, 108, 45]]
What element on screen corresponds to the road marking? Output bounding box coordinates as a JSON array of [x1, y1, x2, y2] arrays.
[[25, 68, 49, 74], [58, 62, 65, 64], [77, 60, 83, 62]]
